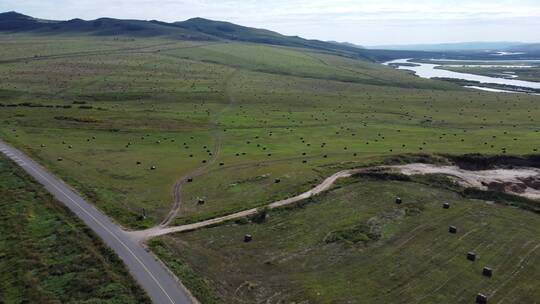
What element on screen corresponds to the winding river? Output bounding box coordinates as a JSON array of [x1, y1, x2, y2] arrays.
[[383, 58, 540, 92]]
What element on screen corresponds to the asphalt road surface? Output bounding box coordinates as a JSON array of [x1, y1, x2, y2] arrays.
[[0, 139, 195, 304]]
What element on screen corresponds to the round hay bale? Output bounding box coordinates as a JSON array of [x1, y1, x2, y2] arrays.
[[476, 293, 487, 304]]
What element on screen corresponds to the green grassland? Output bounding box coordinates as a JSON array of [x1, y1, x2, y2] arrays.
[[151, 175, 540, 304], [0, 35, 539, 230], [0, 154, 149, 303]]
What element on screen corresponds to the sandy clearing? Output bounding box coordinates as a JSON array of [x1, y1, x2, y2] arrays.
[[129, 163, 540, 241], [393, 163, 540, 199]]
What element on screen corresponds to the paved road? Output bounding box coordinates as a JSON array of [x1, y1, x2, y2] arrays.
[[0, 139, 195, 304]]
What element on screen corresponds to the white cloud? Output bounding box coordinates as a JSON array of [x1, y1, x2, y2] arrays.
[[1, 0, 539, 44]]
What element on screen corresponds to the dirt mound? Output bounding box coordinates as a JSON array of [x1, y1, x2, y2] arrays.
[[448, 154, 540, 170], [394, 163, 540, 200]]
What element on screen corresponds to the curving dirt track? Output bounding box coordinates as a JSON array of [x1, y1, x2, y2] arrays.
[[132, 163, 540, 240], [158, 70, 238, 227]]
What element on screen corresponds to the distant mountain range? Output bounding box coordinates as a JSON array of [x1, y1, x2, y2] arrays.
[[508, 43, 540, 52], [0, 11, 365, 57], [369, 42, 530, 52], [3, 11, 536, 62]]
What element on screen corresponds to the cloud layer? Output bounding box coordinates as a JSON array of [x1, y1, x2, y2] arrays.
[[2, 0, 539, 45]]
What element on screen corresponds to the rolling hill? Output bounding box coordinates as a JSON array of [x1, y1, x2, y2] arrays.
[[0, 11, 366, 57]]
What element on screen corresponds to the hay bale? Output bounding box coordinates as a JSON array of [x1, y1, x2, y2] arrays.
[[187, 178, 193, 182], [467, 252, 476, 261], [150, 165, 156, 170], [482, 267, 493, 277], [197, 198, 205, 205], [244, 234, 253, 243], [476, 293, 487, 304], [449, 226, 457, 234], [275, 178, 281, 184], [395, 197, 402, 205], [443, 203, 450, 209]]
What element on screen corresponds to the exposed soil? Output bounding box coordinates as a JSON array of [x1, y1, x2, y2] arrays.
[[448, 154, 540, 170], [394, 163, 540, 200], [130, 162, 540, 240]]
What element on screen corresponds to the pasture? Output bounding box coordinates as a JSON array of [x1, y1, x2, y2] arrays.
[[0, 34, 539, 230], [151, 175, 540, 303]]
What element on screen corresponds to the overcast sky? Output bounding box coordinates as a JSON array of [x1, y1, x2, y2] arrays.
[[2, 0, 540, 45]]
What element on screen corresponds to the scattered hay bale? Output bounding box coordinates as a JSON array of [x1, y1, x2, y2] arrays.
[[150, 165, 156, 170], [449, 226, 457, 234], [197, 198, 205, 205], [275, 178, 281, 184], [482, 267, 493, 277], [187, 178, 193, 182], [57, 157, 63, 161], [467, 252, 476, 261], [476, 293, 487, 304], [244, 234, 253, 243], [443, 202, 450, 209], [395, 197, 402, 205]]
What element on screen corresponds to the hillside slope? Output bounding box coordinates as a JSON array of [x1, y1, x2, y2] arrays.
[[0, 11, 365, 57]]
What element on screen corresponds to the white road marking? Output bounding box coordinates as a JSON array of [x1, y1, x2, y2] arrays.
[[22, 162, 177, 304], [0, 144, 177, 304]]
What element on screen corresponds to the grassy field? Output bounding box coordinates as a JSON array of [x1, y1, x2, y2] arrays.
[[151, 175, 540, 303], [0, 34, 539, 231], [1, 32, 540, 304], [0, 154, 149, 303]]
